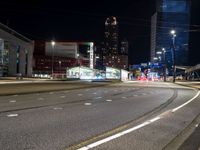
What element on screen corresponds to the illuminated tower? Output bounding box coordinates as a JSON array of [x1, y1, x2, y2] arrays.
[[103, 16, 119, 68], [151, 0, 191, 67]]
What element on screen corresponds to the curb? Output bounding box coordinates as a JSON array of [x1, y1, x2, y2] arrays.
[[163, 84, 200, 150], [175, 82, 200, 90], [163, 111, 200, 150]]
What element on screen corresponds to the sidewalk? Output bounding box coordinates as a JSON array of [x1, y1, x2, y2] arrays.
[[175, 81, 200, 150], [176, 81, 200, 90]]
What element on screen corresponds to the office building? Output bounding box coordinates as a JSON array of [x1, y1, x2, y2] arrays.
[[101, 16, 128, 69], [0, 22, 33, 77], [151, 0, 191, 67]]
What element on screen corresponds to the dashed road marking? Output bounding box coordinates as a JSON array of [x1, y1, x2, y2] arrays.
[[106, 99, 112, 102], [60, 96, 66, 98], [95, 97, 102, 99], [9, 100, 16, 103], [78, 94, 83, 96], [38, 97, 44, 100], [133, 95, 138, 97], [76, 89, 200, 150], [93, 93, 97, 95], [7, 114, 18, 117], [53, 107, 63, 110], [49, 92, 54, 94], [122, 97, 127, 99], [84, 103, 92, 106]]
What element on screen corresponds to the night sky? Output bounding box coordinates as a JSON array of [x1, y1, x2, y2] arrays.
[[0, 0, 199, 65]]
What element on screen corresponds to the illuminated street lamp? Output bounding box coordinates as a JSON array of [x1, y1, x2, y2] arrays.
[[170, 29, 176, 83], [156, 51, 162, 55], [58, 61, 61, 73], [153, 57, 158, 61], [51, 40, 55, 78], [162, 48, 166, 82]]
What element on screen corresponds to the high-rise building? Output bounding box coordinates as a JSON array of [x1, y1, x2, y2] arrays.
[[104, 16, 118, 55], [151, 0, 191, 67], [101, 16, 128, 69]]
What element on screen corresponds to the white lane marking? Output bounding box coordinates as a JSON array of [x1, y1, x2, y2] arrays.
[[78, 94, 83, 96], [142, 93, 147, 95], [85, 89, 90, 91], [172, 91, 200, 112], [7, 114, 18, 117], [106, 99, 112, 102], [133, 95, 138, 97], [53, 107, 63, 110], [122, 97, 127, 99], [38, 97, 44, 100], [84, 103, 92, 106], [77, 117, 161, 150], [95, 97, 102, 99], [93, 93, 97, 95], [13, 95, 18, 97], [9, 100, 16, 103], [196, 124, 199, 128], [49, 92, 54, 94], [60, 96, 66, 98]]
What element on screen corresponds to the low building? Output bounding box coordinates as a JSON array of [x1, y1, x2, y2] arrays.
[[33, 41, 94, 77], [0, 22, 33, 77]]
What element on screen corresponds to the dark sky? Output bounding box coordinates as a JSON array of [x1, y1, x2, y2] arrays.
[[0, 0, 199, 65]]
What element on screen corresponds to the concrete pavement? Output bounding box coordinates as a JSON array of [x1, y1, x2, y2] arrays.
[[0, 80, 200, 150]]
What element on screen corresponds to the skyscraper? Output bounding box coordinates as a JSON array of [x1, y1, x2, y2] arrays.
[[102, 16, 128, 69], [104, 16, 118, 56], [151, 0, 191, 67]]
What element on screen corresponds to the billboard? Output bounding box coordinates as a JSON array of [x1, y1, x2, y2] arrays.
[[45, 42, 78, 58]]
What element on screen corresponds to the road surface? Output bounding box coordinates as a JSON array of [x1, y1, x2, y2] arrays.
[[0, 81, 199, 150]]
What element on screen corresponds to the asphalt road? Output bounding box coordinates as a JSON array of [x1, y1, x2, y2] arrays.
[[0, 81, 199, 150]]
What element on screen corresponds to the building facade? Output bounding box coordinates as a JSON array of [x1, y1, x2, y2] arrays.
[[99, 16, 128, 70], [151, 0, 191, 67], [33, 41, 93, 76], [0, 23, 33, 77]]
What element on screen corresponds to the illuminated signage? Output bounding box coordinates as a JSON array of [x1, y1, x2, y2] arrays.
[[90, 42, 94, 69]]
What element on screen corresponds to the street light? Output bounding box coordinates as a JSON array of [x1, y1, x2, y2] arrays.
[[170, 29, 176, 83], [153, 57, 158, 61], [162, 48, 167, 82], [58, 61, 61, 74], [156, 51, 162, 55], [51, 40, 55, 79]]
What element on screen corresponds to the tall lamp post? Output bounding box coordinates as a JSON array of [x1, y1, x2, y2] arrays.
[[162, 48, 166, 82], [51, 40, 55, 79], [170, 30, 176, 83]]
